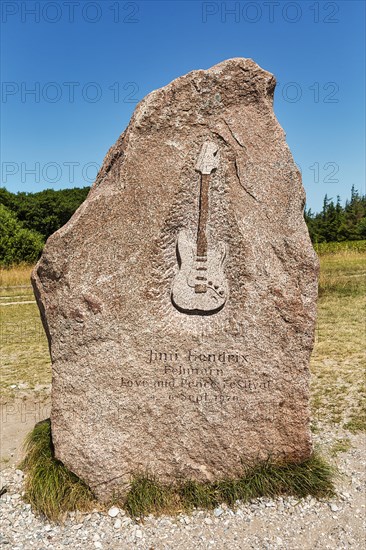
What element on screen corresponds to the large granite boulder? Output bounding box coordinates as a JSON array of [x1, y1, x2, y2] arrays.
[[32, 58, 319, 501]]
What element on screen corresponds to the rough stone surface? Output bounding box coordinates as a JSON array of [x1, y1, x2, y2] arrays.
[[32, 58, 319, 501]]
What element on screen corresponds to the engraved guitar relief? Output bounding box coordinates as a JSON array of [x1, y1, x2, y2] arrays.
[[171, 141, 228, 315]]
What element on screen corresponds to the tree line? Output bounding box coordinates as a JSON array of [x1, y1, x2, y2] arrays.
[[305, 186, 366, 243], [0, 185, 365, 266], [0, 186, 89, 265]]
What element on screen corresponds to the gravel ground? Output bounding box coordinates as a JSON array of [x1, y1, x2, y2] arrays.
[[0, 430, 365, 550]]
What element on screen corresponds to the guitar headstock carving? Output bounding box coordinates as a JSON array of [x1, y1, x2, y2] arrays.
[[195, 141, 219, 175]]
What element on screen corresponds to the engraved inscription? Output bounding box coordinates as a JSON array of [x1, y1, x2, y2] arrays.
[[120, 348, 271, 407], [148, 349, 249, 365]]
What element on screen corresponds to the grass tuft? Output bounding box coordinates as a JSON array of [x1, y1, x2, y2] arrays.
[[330, 438, 352, 456], [238, 456, 337, 500], [21, 420, 337, 521], [124, 475, 179, 517], [20, 419, 97, 522], [124, 454, 337, 517], [344, 417, 366, 434], [178, 479, 221, 510]]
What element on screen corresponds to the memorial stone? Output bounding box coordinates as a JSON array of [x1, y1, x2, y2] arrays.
[[32, 58, 319, 501]]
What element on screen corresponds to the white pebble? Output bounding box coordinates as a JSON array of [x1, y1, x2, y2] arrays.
[[330, 503, 339, 512], [107, 506, 119, 518], [114, 518, 122, 529]]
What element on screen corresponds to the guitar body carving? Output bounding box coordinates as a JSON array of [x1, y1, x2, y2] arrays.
[[171, 230, 228, 315]]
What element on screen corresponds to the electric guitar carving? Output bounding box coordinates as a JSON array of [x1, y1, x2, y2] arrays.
[[171, 141, 228, 314]]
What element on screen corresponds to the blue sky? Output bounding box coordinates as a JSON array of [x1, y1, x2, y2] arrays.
[[1, 0, 365, 212]]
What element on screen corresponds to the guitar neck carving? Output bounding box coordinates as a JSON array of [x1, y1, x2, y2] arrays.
[[196, 173, 210, 258]]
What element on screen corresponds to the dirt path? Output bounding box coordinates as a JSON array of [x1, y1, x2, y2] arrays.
[[0, 301, 36, 306], [0, 397, 51, 467]]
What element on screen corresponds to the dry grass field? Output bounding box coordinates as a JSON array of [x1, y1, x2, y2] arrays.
[[311, 248, 365, 433], [0, 265, 50, 395], [0, 245, 365, 434]]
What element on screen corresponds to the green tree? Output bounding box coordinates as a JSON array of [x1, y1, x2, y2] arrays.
[[343, 186, 365, 240], [0, 186, 90, 240], [0, 204, 44, 266]]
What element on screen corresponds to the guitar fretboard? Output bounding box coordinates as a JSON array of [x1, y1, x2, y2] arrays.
[[196, 173, 210, 257]]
